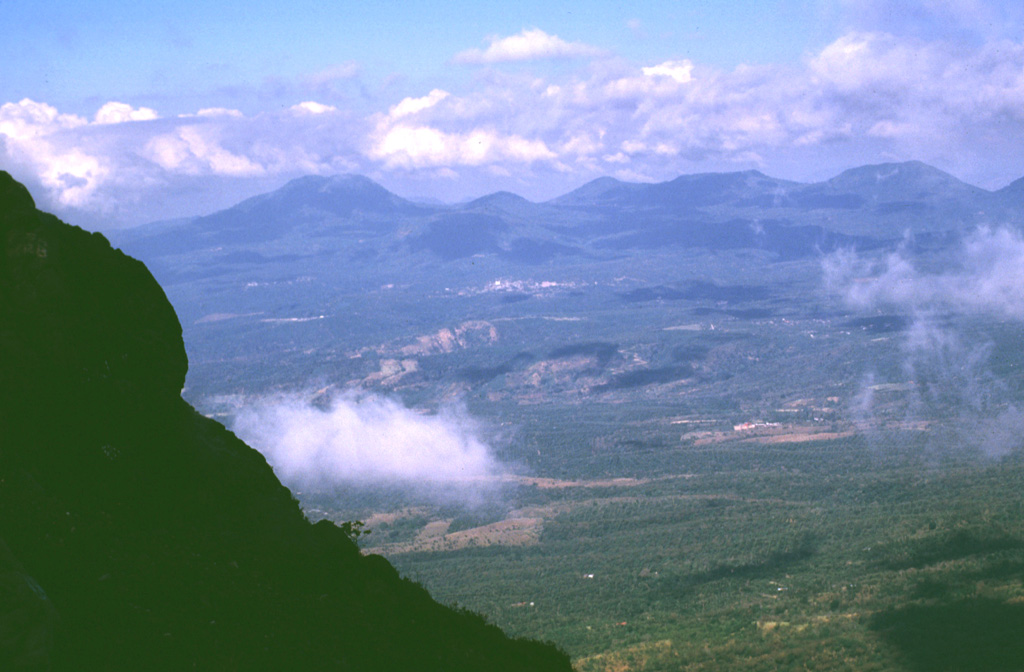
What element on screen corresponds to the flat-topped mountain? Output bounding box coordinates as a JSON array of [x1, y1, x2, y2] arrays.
[[818, 161, 985, 202]]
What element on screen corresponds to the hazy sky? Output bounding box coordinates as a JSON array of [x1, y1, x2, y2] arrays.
[[3, 0, 1024, 227]]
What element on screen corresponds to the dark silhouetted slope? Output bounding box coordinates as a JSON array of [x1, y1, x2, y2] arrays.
[[0, 171, 571, 672]]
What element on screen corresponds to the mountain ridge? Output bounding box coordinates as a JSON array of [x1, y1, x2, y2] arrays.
[[118, 161, 1017, 259]]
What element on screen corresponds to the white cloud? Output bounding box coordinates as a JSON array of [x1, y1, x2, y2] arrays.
[[561, 132, 604, 156], [370, 124, 555, 169], [388, 89, 449, 119], [289, 101, 338, 115], [195, 107, 244, 118], [642, 60, 694, 83], [232, 391, 507, 503], [36, 148, 108, 207], [368, 87, 556, 170], [0, 100, 102, 207], [0, 98, 369, 221], [453, 28, 602, 64], [0, 99, 86, 140], [145, 125, 264, 176], [824, 227, 1024, 458], [809, 32, 945, 94], [94, 101, 158, 124], [6, 24, 1024, 223], [825, 227, 1024, 320]]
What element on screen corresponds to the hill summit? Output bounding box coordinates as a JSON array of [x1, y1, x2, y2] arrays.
[[0, 171, 570, 671]]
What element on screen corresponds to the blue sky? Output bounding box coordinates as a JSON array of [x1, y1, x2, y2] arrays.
[[3, 0, 836, 114], [3, 0, 1024, 227]]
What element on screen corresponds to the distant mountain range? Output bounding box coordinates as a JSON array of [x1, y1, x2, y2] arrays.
[[106, 160, 1024, 411], [116, 161, 1023, 279]]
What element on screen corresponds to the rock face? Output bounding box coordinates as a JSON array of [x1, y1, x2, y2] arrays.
[[0, 172, 570, 671]]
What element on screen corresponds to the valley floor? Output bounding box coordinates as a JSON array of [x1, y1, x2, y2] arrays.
[[306, 420, 1024, 672]]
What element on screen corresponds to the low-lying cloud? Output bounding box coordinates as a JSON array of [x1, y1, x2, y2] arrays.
[[824, 226, 1024, 320], [824, 226, 1024, 458], [899, 319, 1022, 458], [232, 391, 508, 503]]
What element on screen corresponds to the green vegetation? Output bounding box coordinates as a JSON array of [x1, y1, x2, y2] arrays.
[[338, 520, 372, 542], [178, 238, 1024, 670], [325, 433, 1024, 671], [112, 167, 1024, 670]]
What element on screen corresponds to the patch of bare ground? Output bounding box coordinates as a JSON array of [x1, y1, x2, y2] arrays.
[[502, 475, 655, 489], [575, 639, 675, 672], [745, 430, 855, 444], [508, 356, 607, 392], [361, 507, 431, 528], [691, 423, 855, 446], [367, 484, 798, 556], [379, 517, 544, 554]]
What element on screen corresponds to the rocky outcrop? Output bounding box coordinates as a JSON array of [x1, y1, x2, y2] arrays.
[[0, 172, 570, 671]]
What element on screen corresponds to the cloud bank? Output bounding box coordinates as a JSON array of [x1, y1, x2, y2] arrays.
[[232, 391, 507, 504], [5, 22, 1024, 225]]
